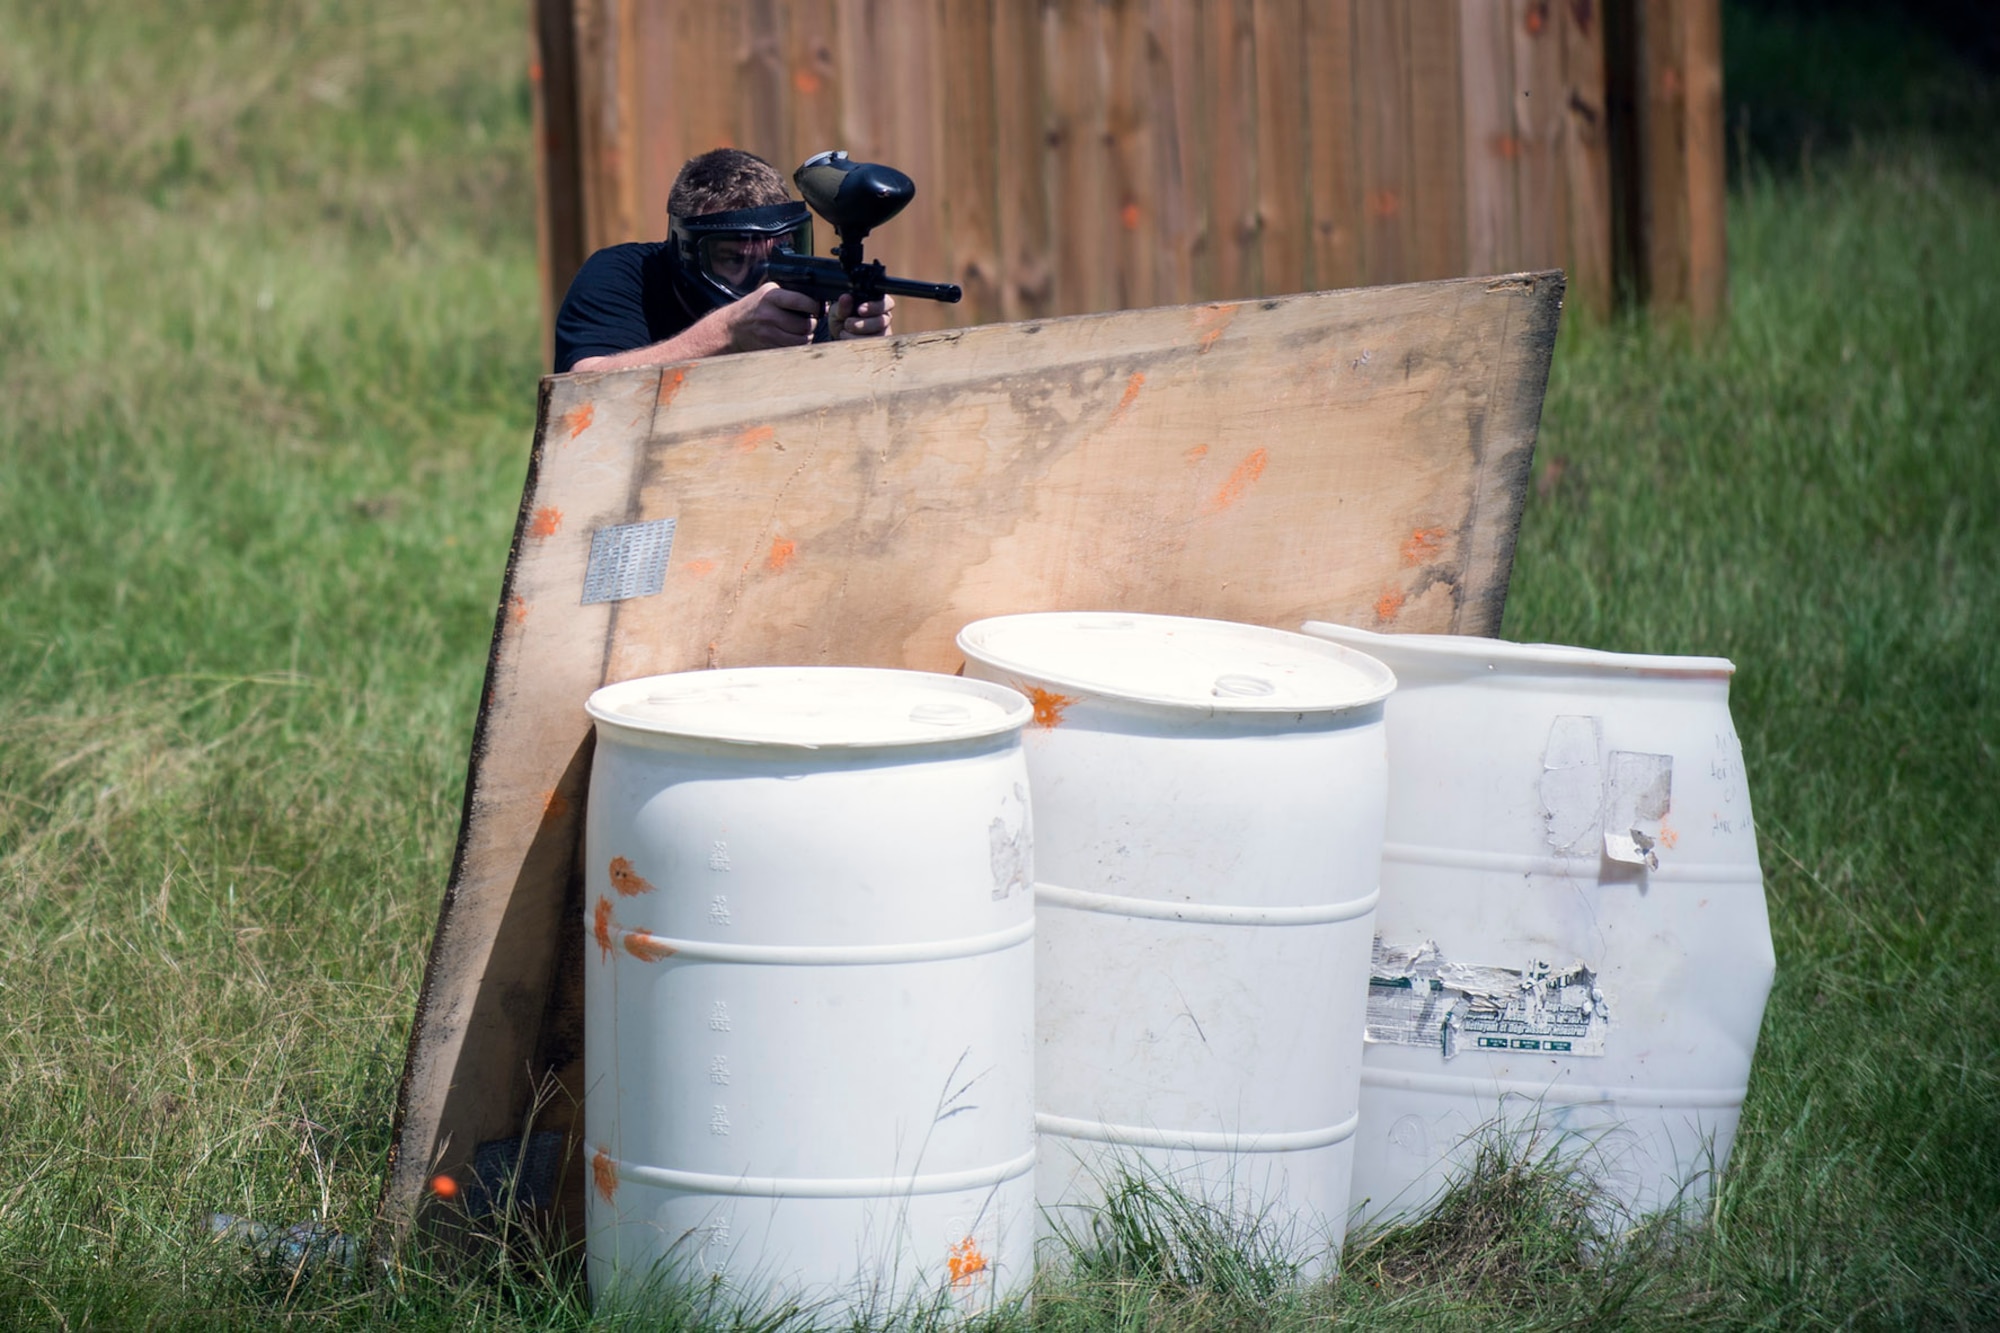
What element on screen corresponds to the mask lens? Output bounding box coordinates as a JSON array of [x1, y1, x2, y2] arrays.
[[698, 229, 805, 297]]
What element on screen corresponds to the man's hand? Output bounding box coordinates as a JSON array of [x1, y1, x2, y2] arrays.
[[724, 284, 822, 351], [832, 292, 896, 340]]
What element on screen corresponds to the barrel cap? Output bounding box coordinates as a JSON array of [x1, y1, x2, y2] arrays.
[[588, 667, 1031, 749], [957, 612, 1395, 714]]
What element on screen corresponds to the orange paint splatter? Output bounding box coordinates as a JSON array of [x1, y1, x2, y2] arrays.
[[1028, 686, 1076, 729], [1658, 822, 1680, 850], [733, 425, 776, 453], [592, 1147, 618, 1203], [1185, 443, 1210, 463], [658, 366, 687, 409], [563, 402, 594, 438], [683, 558, 716, 576], [1193, 304, 1237, 354], [1366, 188, 1402, 219], [1375, 588, 1407, 622], [532, 506, 563, 539], [430, 1173, 459, 1200], [767, 536, 797, 572], [593, 897, 615, 961], [793, 67, 823, 95], [1524, 0, 1548, 35], [1119, 200, 1142, 231], [1401, 525, 1449, 566], [623, 929, 676, 963], [948, 1236, 988, 1285], [1492, 132, 1524, 161], [609, 856, 655, 896], [510, 595, 529, 624], [542, 788, 570, 822], [1110, 372, 1145, 423], [1201, 447, 1269, 514]]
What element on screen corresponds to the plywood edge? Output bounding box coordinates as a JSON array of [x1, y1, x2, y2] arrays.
[[1448, 267, 1562, 636], [377, 369, 662, 1241]]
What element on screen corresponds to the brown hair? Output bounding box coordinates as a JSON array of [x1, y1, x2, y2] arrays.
[[667, 148, 790, 219]]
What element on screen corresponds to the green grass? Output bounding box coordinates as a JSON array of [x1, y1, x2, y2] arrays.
[[2, 1, 1997, 1327]]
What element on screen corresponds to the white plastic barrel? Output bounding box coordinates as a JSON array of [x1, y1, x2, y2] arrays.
[[957, 613, 1395, 1273], [1301, 623, 1775, 1229], [582, 667, 1037, 1319]]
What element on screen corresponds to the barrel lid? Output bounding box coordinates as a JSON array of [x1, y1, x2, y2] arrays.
[[1302, 621, 1736, 678], [956, 612, 1395, 713], [587, 667, 1032, 749]]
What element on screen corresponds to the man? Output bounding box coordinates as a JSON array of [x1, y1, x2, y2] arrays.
[[554, 148, 894, 374]]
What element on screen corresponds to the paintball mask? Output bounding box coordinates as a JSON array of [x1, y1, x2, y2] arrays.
[[666, 200, 814, 311]]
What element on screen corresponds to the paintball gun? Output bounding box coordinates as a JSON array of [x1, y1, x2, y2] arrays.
[[766, 150, 962, 342]]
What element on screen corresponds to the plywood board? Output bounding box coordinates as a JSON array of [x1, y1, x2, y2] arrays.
[[380, 273, 1564, 1240]]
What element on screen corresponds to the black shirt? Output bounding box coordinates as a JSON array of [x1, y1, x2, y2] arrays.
[[552, 242, 698, 373]]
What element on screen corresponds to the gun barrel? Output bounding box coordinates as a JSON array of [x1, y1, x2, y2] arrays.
[[873, 274, 963, 304]]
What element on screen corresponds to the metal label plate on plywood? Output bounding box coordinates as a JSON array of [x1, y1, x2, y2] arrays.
[[380, 273, 1564, 1240]]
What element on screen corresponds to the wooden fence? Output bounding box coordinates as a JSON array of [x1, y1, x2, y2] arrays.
[[531, 0, 1724, 347]]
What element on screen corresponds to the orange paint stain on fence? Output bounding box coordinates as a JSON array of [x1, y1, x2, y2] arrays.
[[733, 425, 776, 453], [592, 897, 615, 961], [1401, 525, 1449, 565], [1193, 304, 1237, 354], [766, 537, 797, 572], [1110, 372, 1146, 423], [1185, 443, 1210, 464], [1366, 188, 1402, 219], [1375, 588, 1407, 621], [591, 1148, 618, 1203], [623, 930, 675, 963], [657, 366, 687, 409], [563, 402, 594, 439], [1202, 448, 1269, 515], [683, 558, 716, 577], [608, 856, 655, 897], [530, 506, 563, 539], [1028, 687, 1076, 729]]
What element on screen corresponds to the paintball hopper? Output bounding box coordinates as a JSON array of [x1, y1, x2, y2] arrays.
[[794, 151, 915, 240]]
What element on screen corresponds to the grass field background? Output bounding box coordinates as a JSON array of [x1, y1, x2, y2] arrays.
[[1, 1, 1995, 1327]]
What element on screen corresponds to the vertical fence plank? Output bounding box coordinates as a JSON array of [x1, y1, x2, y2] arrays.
[[834, 0, 882, 160], [1560, 0, 1612, 316], [1638, 0, 1689, 309], [1356, 0, 1410, 284], [1150, 0, 1207, 303], [1407, 0, 1465, 281], [940, 0, 1003, 326], [1106, 0, 1157, 311], [1045, 0, 1112, 315], [1253, 0, 1307, 296], [1681, 0, 1726, 327], [738, 0, 790, 167], [994, 0, 1053, 320], [878, 0, 947, 330], [532, 0, 585, 357], [1460, 0, 1518, 277], [1305, 0, 1359, 291], [788, 0, 842, 160], [1205, 0, 1261, 298], [1511, 0, 1567, 272]]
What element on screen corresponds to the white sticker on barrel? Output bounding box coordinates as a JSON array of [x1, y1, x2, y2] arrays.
[[1365, 938, 1611, 1060], [1603, 750, 1673, 869], [1541, 715, 1604, 856]]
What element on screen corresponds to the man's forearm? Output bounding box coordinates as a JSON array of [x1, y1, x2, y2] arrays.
[[566, 307, 737, 374]]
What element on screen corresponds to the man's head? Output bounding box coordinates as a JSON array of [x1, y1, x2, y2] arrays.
[[666, 149, 813, 313]]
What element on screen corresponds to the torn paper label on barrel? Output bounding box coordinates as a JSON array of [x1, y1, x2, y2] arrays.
[[1365, 938, 1612, 1060]]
